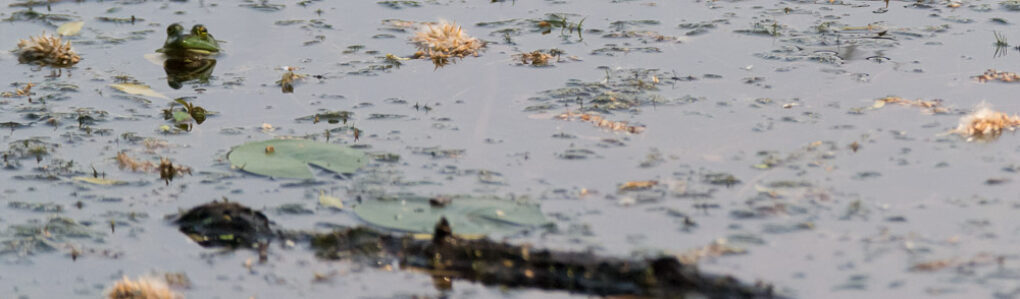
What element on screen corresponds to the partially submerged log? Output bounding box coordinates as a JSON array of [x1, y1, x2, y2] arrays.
[[175, 201, 782, 298]]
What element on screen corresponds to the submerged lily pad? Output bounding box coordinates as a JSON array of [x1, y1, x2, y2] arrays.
[[353, 195, 548, 235], [227, 139, 366, 179]]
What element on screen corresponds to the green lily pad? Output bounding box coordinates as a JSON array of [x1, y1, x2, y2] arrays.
[[353, 195, 548, 235], [227, 139, 366, 179]]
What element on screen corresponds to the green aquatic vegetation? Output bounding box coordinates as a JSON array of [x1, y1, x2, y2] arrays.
[[240, 0, 286, 11], [4, 137, 58, 163], [3, 10, 76, 26], [95, 16, 140, 24], [409, 146, 465, 159], [377, 0, 420, 9], [1002, 0, 1020, 10], [608, 19, 660, 31], [295, 110, 354, 124], [227, 139, 366, 179], [557, 148, 598, 160], [1, 217, 104, 257], [528, 68, 680, 113], [161, 98, 210, 131], [994, 30, 1009, 46], [353, 194, 548, 235]]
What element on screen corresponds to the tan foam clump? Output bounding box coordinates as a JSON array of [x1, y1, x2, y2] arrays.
[[952, 106, 1020, 141], [411, 21, 483, 66], [107, 276, 179, 299], [16, 33, 81, 67]]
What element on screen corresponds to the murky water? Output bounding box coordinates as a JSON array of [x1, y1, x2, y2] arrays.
[[3, 0, 1020, 298]]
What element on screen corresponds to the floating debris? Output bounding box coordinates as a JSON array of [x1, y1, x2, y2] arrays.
[[410, 21, 484, 67], [951, 105, 1020, 141], [106, 276, 178, 299], [56, 21, 84, 36], [676, 238, 747, 264], [1, 83, 33, 98], [557, 111, 646, 134], [115, 152, 192, 183], [910, 253, 1004, 272], [16, 33, 81, 67], [974, 69, 1020, 83], [619, 180, 658, 191], [515, 50, 553, 66], [277, 66, 307, 93], [872, 96, 949, 114], [109, 83, 169, 100]]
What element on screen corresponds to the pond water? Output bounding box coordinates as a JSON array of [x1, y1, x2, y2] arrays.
[[2, 0, 1020, 298]]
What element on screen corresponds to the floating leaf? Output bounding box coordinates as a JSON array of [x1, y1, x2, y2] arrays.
[[57, 21, 84, 36], [319, 190, 344, 210], [353, 195, 548, 235], [73, 176, 127, 185], [227, 139, 366, 179], [110, 83, 168, 99]]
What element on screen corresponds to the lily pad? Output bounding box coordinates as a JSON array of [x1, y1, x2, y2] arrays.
[[353, 195, 548, 235], [227, 139, 366, 179]]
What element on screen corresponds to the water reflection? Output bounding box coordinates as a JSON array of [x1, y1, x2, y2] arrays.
[[163, 58, 216, 89]]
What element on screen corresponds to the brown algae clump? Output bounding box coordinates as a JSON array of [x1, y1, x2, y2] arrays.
[[107, 276, 178, 299], [411, 21, 484, 66], [16, 33, 81, 67], [952, 105, 1020, 141]]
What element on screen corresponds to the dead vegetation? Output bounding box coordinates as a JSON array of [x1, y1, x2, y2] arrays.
[[910, 253, 1005, 272], [974, 69, 1020, 83], [410, 21, 484, 67], [557, 111, 646, 134], [618, 180, 658, 191], [16, 33, 81, 67], [515, 50, 553, 66], [951, 105, 1020, 141], [107, 276, 179, 299], [115, 152, 192, 184], [1, 83, 34, 98], [872, 96, 950, 114], [676, 238, 747, 264]]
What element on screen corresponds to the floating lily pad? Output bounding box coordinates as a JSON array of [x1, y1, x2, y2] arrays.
[[227, 139, 366, 179], [353, 195, 548, 235]]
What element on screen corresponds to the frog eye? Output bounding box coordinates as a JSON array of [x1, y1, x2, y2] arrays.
[[168, 23, 184, 35], [192, 25, 208, 37]]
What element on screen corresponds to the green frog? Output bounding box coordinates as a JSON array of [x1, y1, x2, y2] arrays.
[[157, 23, 221, 58]]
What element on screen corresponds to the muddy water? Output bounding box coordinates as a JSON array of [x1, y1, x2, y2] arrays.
[[2, 0, 1020, 298]]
